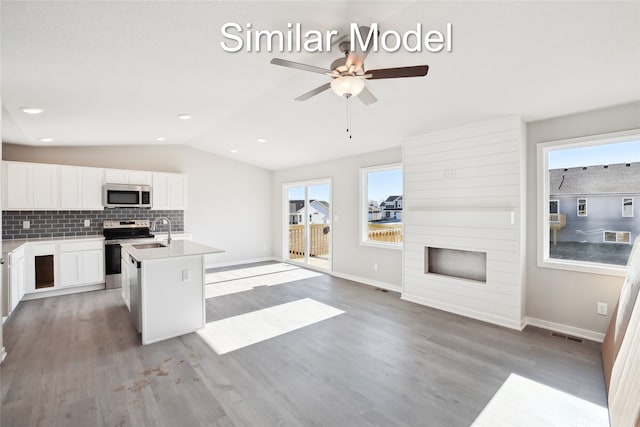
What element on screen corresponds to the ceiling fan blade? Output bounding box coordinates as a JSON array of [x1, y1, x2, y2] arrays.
[[270, 58, 329, 75], [295, 82, 331, 101], [358, 86, 377, 106], [345, 26, 379, 72], [367, 65, 429, 80]]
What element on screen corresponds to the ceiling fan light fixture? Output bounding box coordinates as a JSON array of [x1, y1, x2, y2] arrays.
[[330, 76, 365, 98]]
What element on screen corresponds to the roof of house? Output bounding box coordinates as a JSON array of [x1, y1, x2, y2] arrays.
[[383, 195, 403, 202], [549, 161, 640, 195]]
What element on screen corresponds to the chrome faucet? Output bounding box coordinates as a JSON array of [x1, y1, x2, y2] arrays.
[[151, 217, 172, 244]]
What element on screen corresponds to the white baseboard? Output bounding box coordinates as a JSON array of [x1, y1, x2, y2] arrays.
[[523, 316, 605, 343], [21, 283, 106, 301], [401, 293, 524, 331], [330, 271, 402, 293], [205, 257, 277, 270]]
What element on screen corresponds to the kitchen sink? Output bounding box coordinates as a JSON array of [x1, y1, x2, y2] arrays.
[[132, 243, 167, 249]]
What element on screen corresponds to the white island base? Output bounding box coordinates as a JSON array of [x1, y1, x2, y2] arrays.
[[121, 240, 224, 345]]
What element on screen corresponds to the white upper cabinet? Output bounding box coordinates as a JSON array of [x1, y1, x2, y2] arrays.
[[5, 162, 57, 210], [4, 161, 184, 211], [59, 166, 83, 209], [82, 167, 105, 209], [59, 165, 105, 210], [106, 169, 152, 186], [152, 172, 187, 210], [5, 162, 33, 209], [152, 173, 170, 210], [128, 171, 152, 186]]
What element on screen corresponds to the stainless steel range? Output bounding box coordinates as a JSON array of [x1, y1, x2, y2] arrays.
[[103, 220, 155, 289]]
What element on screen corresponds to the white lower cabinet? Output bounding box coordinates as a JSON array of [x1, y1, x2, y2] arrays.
[[8, 247, 25, 313], [59, 241, 104, 288], [121, 251, 130, 310]]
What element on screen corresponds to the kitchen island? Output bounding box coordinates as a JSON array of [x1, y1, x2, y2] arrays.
[[121, 240, 224, 345]]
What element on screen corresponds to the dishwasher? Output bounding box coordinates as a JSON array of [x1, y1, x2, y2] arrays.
[[127, 254, 142, 333]]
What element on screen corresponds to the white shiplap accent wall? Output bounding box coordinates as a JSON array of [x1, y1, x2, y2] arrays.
[[402, 117, 526, 330]]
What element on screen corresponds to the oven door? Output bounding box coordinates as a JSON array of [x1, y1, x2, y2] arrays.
[[105, 242, 122, 275]]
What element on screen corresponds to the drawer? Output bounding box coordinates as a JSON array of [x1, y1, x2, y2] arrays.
[[31, 243, 57, 256], [59, 240, 104, 252]]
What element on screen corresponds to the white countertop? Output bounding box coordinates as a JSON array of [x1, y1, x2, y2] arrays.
[[121, 240, 224, 262], [2, 235, 105, 254]]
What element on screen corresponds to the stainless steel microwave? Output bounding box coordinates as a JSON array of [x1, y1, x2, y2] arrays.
[[103, 184, 152, 208]]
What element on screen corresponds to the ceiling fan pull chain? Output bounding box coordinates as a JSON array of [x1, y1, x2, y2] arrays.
[[346, 96, 352, 140]]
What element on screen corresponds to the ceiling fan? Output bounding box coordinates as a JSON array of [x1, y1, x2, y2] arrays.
[[270, 26, 429, 106]]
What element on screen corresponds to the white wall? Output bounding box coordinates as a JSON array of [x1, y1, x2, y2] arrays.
[[272, 148, 403, 290], [2, 143, 272, 267], [525, 101, 640, 338], [402, 117, 526, 330]]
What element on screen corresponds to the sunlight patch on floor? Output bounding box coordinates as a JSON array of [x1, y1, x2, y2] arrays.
[[205, 268, 323, 298], [205, 262, 298, 284], [197, 298, 344, 354], [472, 373, 609, 427]]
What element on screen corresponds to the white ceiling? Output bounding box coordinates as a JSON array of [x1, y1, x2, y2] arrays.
[[2, 1, 639, 170]]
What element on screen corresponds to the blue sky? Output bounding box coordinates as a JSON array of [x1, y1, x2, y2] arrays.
[[368, 169, 402, 203], [548, 140, 640, 169], [286, 169, 402, 205], [288, 184, 330, 202]]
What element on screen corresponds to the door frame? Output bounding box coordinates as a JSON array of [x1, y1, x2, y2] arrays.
[[282, 178, 333, 273]]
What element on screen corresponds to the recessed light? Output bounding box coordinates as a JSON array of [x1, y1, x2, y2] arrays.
[[177, 114, 192, 120], [39, 138, 55, 143], [257, 138, 267, 143], [229, 149, 238, 153], [156, 137, 166, 142], [21, 107, 44, 114]]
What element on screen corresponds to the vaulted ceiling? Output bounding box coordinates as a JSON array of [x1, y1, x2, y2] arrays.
[[2, 1, 639, 170]]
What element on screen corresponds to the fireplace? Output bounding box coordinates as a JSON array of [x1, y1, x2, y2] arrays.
[[425, 246, 487, 283]]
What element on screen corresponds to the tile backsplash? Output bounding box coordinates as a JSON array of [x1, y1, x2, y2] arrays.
[[2, 209, 184, 240]]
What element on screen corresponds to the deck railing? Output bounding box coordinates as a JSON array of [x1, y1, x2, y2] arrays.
[[289, 224, 330, 259], [367, 223, 403, 243], [549, 213, 566, 246]]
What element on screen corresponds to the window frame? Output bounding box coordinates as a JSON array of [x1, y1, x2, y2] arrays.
[[549, 200, 559, 215], [537, 129, 639, 277], [577, 198, 588, 217], [359, 163, 403, 250], [603, 231, 631, 244], [622, 197, 634, 217]]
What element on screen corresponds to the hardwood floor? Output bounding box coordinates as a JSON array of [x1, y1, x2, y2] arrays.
[[2, 263, 606, 426]]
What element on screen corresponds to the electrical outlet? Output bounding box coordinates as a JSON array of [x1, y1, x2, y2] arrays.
[[597, 302, 608, 316], [182, 270, 191, 282], [22, 221, 30, 229], [373, 263, 379, 272], [84, 219, 91, 227]]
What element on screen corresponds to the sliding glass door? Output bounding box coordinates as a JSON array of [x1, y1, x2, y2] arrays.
[[284, 180, 332, 271]]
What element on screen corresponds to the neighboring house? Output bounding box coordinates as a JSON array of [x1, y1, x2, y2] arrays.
[[288, 200, 306, 224], [368, 204, 382, 221], [549, 162, 640, 244], [380, 195, 403, 221], [289, 199, 330, 224]]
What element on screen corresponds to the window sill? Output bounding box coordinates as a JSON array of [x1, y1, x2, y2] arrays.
[[360, 241, 403, 251], [538, 258, 628, 277]]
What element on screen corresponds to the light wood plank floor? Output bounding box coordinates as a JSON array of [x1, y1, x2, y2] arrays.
[[2, 262, 607, 426]]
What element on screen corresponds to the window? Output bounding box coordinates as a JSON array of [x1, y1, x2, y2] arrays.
[[577, 198, 587, 217], [538, 130, 640, 276], [622, 197, 634, 217], [360, 163, 403, 248], [604, 231, 631, 244]]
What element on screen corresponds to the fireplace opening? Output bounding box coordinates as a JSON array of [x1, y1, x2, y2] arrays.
[[425, 246, 487, 283]]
